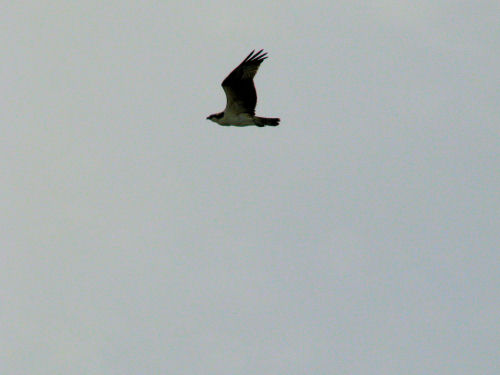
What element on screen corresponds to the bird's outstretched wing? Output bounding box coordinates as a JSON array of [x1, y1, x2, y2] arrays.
[[221, 50, 268, 116]]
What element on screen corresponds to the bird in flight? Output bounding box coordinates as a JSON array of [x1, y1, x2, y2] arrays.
[[207, 49, 280, 127]]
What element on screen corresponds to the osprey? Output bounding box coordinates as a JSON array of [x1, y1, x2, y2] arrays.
[[207, 49, 280, 127]]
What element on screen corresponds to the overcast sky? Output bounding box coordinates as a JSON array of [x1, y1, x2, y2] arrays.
[[1, 1, 499, 374]]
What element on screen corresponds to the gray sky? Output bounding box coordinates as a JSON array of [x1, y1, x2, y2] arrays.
[[1, 1, 499, 374]]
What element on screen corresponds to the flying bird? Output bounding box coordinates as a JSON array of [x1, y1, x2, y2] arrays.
[[207, 50, 280, 127]]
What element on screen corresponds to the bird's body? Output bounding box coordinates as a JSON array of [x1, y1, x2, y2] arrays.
[[210, 112, 256, 127], [207, 50, 280, 127]]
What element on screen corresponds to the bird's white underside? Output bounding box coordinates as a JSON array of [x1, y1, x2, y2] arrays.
[[214, 112, 256, 126]]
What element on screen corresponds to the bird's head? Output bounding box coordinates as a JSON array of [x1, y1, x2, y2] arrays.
[[206, 112, 224, 123]]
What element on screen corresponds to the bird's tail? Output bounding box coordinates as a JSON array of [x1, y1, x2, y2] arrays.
[[255, 117, 280, 127]]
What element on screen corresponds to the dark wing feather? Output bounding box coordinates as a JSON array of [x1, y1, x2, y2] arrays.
[[221, 50, 268, 116]]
